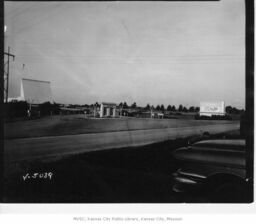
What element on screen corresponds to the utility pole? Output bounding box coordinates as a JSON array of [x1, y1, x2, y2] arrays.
[[4, 47, 15, 103]]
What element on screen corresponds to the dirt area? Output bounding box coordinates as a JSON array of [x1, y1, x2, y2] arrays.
[[5, 114, 238, 139], [3, 131, 240, 203]]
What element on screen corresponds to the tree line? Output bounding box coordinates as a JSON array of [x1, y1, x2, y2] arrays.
[[4, 100, 244, 119], [118, 102, 244, 114], [5, 101, 60, 119], [118, 102, 199, 113], [64, 102, 244, 115]]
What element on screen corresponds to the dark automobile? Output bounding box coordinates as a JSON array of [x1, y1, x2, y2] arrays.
[[172, 139, 252, 202]]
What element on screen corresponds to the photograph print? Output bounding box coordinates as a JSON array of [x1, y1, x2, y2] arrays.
[[2, 0, 253, 203]]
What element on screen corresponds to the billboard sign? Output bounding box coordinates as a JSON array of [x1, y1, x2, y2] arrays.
[[200, 101, 225, 115]]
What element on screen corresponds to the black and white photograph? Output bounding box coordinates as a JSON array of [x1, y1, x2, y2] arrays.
[[1, 0, 253, 204]]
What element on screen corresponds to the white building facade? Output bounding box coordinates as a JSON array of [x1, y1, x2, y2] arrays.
[[99, 102, 118, 118]]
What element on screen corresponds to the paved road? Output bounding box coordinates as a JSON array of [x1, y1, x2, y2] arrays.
[[4, 122, 239, 163]]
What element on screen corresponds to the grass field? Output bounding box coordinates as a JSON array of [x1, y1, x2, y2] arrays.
[[4, 114, 238, 139]]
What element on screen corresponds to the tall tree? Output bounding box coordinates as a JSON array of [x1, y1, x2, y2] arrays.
[[225, 106, 233, 114], [183, 106, 188, 112], [123, 102, 128, 109], [178, 104, 183, 112], [131, 102, 137, 108], [189, 106, 195, 112], [160, 104, 165, 112], [145, 104, 151, 110], [226, 106, 240, 114]]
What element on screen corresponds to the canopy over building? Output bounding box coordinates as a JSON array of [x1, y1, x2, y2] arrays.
[[20, 78, 53, 104]]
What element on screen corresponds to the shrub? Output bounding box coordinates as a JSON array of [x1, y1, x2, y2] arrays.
[[5, 101, 29, 118]]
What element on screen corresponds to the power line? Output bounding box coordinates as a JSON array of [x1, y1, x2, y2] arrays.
[[4, 47, 15, 102]]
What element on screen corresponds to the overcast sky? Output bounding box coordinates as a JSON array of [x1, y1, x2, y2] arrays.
[[5, 0, 245, 108]]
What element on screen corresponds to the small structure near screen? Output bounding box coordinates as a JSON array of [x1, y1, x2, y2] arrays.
[[100, 102, 117, 118]]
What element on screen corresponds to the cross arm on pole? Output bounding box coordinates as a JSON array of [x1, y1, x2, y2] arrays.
[[4, 52, 15, 60]]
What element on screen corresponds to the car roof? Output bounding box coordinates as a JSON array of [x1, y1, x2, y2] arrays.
[[192, 139, 245, 151], [174, 139, 246, 168]]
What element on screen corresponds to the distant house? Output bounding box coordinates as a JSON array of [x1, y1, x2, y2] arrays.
[[151, 110, 164, 119], [157, 112, 164, 119]]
